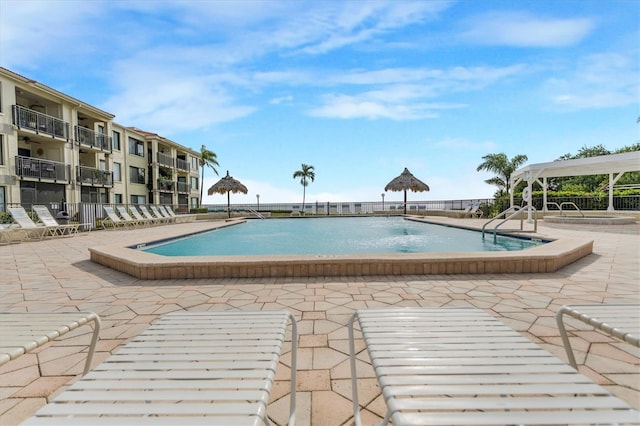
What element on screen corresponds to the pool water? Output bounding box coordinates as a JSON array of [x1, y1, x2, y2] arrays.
[[142, 217, 543, 256]]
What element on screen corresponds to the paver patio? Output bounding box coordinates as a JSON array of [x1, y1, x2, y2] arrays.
[[1, 216, 638, 425]]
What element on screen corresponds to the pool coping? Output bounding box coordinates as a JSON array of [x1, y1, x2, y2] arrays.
[[88, 218, 594, 279]]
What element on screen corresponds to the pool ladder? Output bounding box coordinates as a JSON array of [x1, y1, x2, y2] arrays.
[[246, 207, 265, 219], [482, 205, 537, 239], [545, 202, 584, 217]]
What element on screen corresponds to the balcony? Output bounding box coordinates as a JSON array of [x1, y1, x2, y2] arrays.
[[157, 152, 174, 168], [12, 105, 69, 140], [77, 165, 113, 187], [176, 158, 189, 171], [157, 179, 175, 192], [75, 126, 112, 152], [15, 156, 71, 183], [177, 181, 190, 194]]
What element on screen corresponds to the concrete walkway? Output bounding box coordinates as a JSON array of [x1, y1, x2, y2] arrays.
[[1, 217, 638, 425]]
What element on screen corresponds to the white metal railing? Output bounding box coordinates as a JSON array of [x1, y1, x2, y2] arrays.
[[75, 126, 112, 152], [482, 205, 537, 238], [546, 202, 585, 217], [12, 105, 69, 140], [245, 207, 265, 219]]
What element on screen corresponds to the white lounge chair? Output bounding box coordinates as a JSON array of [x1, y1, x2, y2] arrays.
[[139, 205, 169, 224], [0, 224, 26, 244], [0, 311, 100, 376], [7, 206, 50, 239], [151, 205, 175, 223], [102, 206, 134, 229], [32, 205, 82, 236], [25, 310, 298, 426], [164, 205, 197, 223], [348, 307, 639, 426], [556, 303, 640, 368], [129, 205, 159, 226], [467, 203, 483, 218], [116, 206, 145, 228]]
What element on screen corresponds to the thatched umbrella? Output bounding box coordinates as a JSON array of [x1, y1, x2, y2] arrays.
[[384, 167, 430, 214], [207, 170, 248, 218]]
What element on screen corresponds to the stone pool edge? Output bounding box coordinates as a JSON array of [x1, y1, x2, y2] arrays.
[[88, 236, 594, 279]]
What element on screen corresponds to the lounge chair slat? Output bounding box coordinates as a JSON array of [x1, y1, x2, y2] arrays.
[[27, 310, 298, 426], [62, 379, 270, 390], [24, 417, 264, 426], [393, 410, 640, 426], [348, 307, 638, 426], [52, 390, 268, 402]]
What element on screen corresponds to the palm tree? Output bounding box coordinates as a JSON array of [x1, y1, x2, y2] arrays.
[[199, 145, 220, 207], [293, 163, 315, 213], [476, 153, 528, 196]]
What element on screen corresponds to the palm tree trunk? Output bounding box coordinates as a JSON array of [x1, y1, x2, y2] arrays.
[[302, 186, 306, 212], [200, 168, 205, 207]]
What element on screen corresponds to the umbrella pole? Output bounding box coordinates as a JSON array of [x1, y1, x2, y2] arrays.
[[227, 191, 231, 218], [404, 190, 407, 214]]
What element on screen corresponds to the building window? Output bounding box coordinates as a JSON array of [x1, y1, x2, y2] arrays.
[[0, 135, 4, 165], [190, 156, 198, 171], [112, 130, 121, 151], [129, 166, 145, 184], [113, 162, 122, 182], [99, 159, 106, 171], [130, 195, 146, 204], [190, 176, 198, 190], [191, 197, 199, 209], [128, 137, 145, 157], [0, 186, 5, 212], [114, 193, 122, 204]]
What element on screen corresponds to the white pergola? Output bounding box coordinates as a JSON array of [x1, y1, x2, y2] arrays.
[[510, 151, 640, 215]]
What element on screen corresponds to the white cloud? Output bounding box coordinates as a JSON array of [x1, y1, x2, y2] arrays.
[[306, 65, 524, 120], [437, 138, 498, 151], [460, 12, 595, 47], [308, 94, 455, 120], [544, 52, 638, 110]]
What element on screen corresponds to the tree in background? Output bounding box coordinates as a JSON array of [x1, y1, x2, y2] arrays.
[[550, 143, 640, 192], [476, 153, 528, 197], [199, 145, 220, 207], [293, 164, 315, 213]]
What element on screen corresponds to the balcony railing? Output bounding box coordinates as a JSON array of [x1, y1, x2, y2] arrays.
[[77, 165, 113, 186], [176, 158, 189, 171], [176, 181, 190, 193], [156, 152, 174, 168], [15, 156, 71, 182], [75, 126, 112, 152], [157, 179, 175, 192], [12, 105, 69, 140]]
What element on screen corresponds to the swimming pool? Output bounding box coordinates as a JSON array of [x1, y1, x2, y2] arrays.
[[141, 217, 542, 256], [88, 217, 594, 279]]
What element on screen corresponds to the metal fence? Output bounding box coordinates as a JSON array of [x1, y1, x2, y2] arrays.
[[1, 195, 637, 230]]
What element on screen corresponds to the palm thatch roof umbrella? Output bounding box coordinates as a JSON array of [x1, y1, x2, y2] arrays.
[[207, 170, 248, 218], [384, 167, 430, 214]]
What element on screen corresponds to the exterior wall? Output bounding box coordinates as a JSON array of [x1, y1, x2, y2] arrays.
[[0, 67, 201, 211]]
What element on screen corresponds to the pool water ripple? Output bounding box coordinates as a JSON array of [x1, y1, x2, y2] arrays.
[[142, 217, 542, 257]]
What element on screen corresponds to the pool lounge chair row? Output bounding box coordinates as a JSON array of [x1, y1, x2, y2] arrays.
[[22, 306, 639, 425], [2, 206, 88, 243], [102, 205, 195, 229]]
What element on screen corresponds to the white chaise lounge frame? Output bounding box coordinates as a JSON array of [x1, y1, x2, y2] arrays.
[[348, 307, 639, 426], [556, 303, 640, 368], [25, 310, 298, 426], [0, 312, 101, 376]]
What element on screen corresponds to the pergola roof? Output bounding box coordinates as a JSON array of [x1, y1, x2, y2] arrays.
[[512, 151, 640, 182]]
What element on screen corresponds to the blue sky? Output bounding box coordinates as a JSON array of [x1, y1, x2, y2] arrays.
[[1, 0, 638, 205]]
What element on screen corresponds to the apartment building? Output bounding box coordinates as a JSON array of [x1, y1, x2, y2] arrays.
[[0, 67, 201, 213]]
